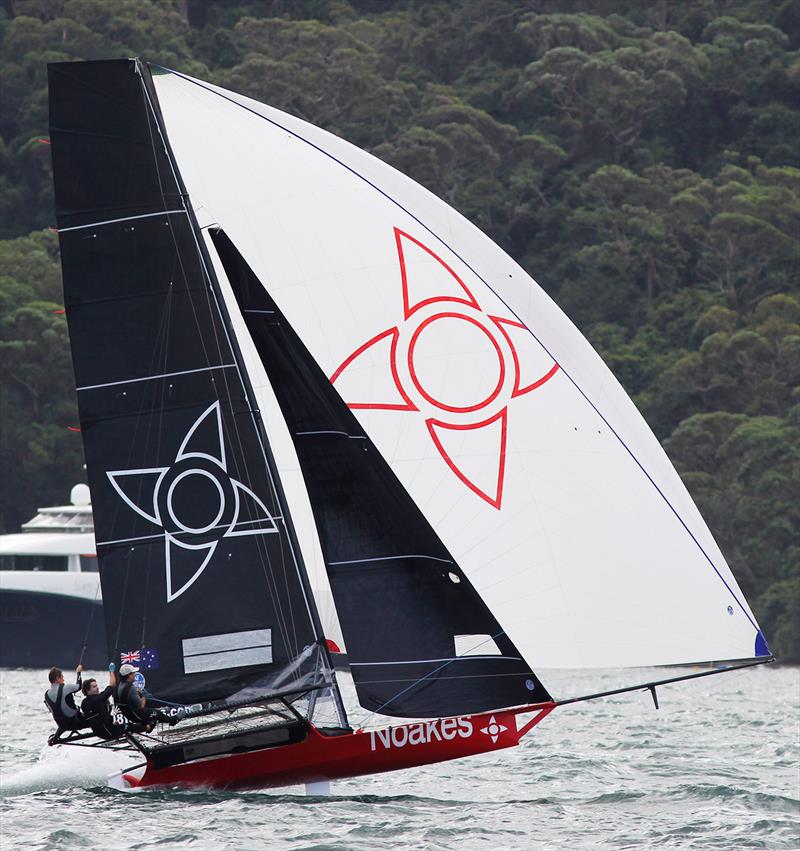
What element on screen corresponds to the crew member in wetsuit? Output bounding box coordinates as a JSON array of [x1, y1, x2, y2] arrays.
[[44, 664, 90, 739], [81, 665, 154, 740], [114, 663, 175, 729], [80, 672, 122, 739]]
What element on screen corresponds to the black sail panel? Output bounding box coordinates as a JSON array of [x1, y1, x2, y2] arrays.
[[49, 60, 320, 705], [211, 230, 552, 717]]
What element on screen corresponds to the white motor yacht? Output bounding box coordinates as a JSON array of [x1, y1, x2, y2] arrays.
[[0, 484, 106, 668]]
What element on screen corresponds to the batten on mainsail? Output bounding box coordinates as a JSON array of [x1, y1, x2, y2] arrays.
[[150, 68, 767, 683]]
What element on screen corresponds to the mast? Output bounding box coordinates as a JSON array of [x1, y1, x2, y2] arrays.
[[134, 60, 348, 727]]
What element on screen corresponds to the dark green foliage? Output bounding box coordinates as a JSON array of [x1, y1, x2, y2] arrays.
[[0, 0, 797, 659]]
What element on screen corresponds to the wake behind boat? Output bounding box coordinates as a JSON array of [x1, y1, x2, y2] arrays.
[[44, 58, 771, 792]]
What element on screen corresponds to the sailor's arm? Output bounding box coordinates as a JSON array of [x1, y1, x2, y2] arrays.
[[75, 663, 83, 687]]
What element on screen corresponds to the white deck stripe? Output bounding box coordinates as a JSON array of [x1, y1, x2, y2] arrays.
[[58, 209, 186, 233], [78, 363, 236, 392]]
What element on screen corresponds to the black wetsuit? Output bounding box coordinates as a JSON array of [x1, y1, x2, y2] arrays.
[[80, 685, 126, 740], [114, 679, 161, 725]]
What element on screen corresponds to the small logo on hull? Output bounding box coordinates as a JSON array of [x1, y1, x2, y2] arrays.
[[479, 715, 507, 743]]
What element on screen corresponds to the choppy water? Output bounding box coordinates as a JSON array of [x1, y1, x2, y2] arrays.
[[0, 666, 797, 850]]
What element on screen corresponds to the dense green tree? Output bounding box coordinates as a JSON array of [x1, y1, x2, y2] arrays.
[[0, 0, 796, 659], [0, 231, 81, 528]]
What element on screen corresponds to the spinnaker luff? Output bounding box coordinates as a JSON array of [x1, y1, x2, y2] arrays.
[[47, 58, 771, 791]]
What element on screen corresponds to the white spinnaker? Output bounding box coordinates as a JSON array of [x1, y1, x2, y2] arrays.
[[153, 69, 763, 671]]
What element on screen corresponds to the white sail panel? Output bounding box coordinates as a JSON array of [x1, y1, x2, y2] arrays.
[[152, 70, 763, 668]]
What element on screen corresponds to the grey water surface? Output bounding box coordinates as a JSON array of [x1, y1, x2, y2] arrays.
[[0, 666, 797, 850]]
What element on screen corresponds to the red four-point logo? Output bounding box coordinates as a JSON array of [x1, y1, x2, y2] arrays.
[[330, 228, 559, 509]]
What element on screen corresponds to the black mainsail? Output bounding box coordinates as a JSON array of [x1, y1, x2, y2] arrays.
[[49, 59, 338, 708]]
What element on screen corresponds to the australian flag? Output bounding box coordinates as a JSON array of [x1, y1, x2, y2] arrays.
[[120, 648, 160, 669]]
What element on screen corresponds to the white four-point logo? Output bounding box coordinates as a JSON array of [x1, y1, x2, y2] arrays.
[[479, 715, 508, 744], [106, 401, 278, 603]]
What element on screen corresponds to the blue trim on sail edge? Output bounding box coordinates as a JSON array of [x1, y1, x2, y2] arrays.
[[755, 630, 770, 657]]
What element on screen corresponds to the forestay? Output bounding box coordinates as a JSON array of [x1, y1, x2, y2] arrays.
[[151, 68, 769, 677]]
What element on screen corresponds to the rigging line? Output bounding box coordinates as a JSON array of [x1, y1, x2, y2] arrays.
[[358, 632, 509, 727], [295, 430, 366, 439], [204, 249, 321, 654], [351, 655, 522, 666], [356, 670, 545, 689], [138, 69, 276, 639], [140, 284, 174, 643], [77, 578, 102, 666], [554, 657, 774, 707], [140, 70, 344, 723], [160, 66, 758, 630], [138, 75, 314, 664]]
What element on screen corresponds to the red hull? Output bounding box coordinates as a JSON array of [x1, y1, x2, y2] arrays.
[[128, 703, 556, 790]]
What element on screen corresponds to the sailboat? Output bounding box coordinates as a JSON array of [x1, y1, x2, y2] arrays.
[[46, 59, 771, 792]]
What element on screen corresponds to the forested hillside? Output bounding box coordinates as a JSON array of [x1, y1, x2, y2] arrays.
[[0, 0, 797, 659]]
